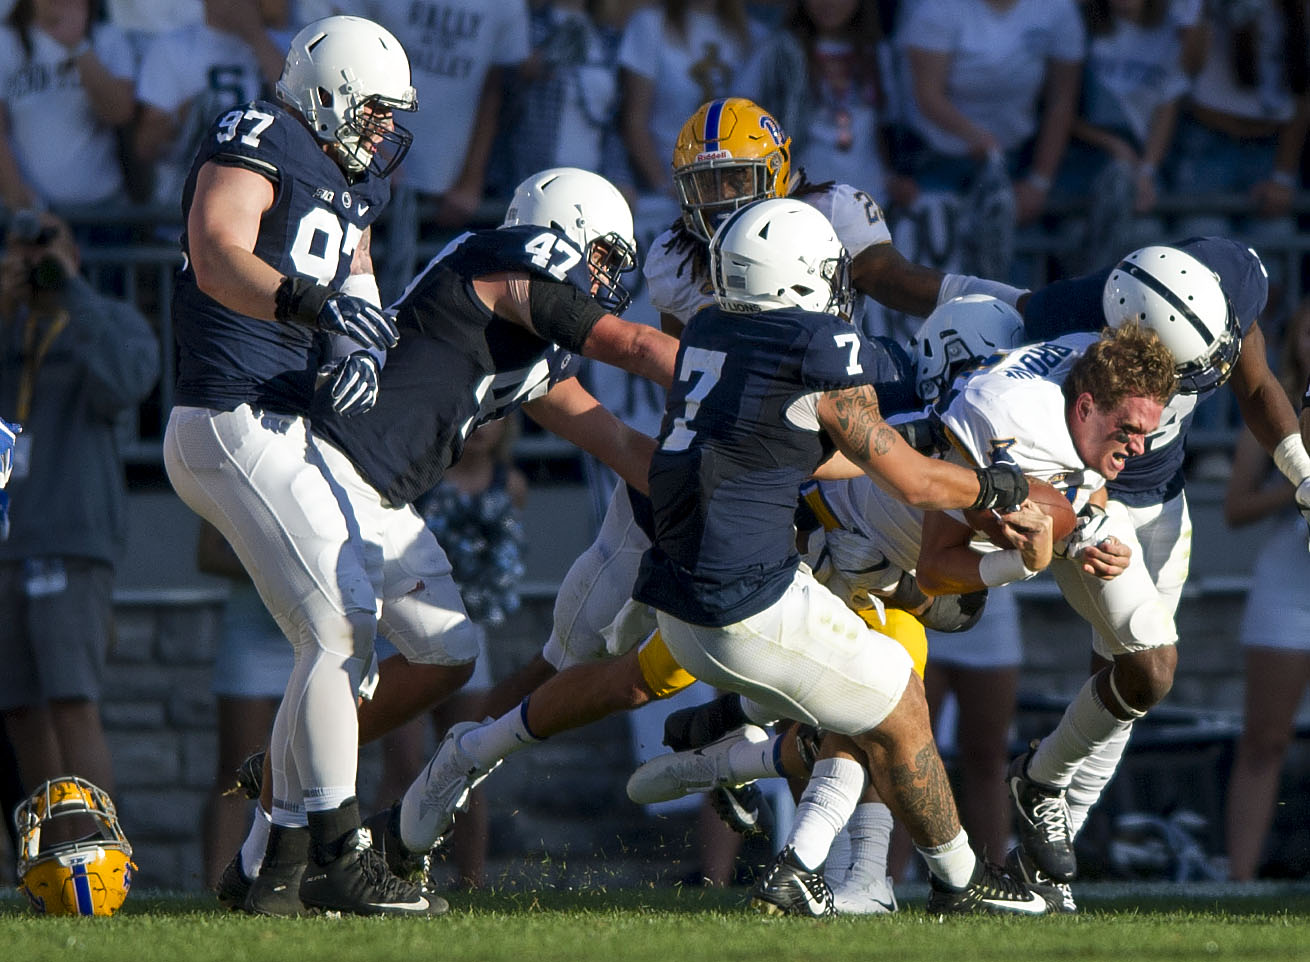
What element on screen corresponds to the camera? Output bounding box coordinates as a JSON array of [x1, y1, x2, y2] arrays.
[[8, 209, 66, 292]]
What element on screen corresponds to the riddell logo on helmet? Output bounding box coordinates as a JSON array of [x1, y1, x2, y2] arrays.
[[696, 150, 731, 161]]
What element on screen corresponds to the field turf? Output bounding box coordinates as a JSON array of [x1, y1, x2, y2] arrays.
[[2, 881, 1308, 962]]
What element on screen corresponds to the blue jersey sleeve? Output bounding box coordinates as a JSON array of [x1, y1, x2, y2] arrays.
[[1022, 270, 1109, 341]]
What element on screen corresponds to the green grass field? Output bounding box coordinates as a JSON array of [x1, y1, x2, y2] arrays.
[[2, 883, 1308, 962]]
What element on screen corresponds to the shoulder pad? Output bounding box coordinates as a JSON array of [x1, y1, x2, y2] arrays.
[[479, 225, 594, 293]]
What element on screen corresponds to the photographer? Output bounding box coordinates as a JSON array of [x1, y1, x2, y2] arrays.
[[0, 210, 157, 796]]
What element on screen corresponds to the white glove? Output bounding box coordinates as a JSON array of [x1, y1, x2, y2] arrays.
[[1056, 503, 1113, 559]]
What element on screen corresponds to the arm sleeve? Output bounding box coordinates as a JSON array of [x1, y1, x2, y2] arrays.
[[526, 276, 608, 354], [1021, 271, 1109, 341]]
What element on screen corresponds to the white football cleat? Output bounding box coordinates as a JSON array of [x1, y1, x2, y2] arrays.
[[830, 873, 898, 915], [399, 720, 501, 852], [626, 724, 768, 805]]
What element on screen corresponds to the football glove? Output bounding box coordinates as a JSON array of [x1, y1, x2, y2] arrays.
[[970, 462, 1029, 513], [275, 276, 399, 352], [325, 351, 380, 418], [0, 417, 18, 489]]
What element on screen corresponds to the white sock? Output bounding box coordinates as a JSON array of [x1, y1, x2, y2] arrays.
[[240, 805, 273, 878], [841, 802, 895, 884], [458, 697, 541, 768], [1067, 723, 1133, 836], [725, 729, 782, 782], [826, 826, 853, 880], [916, 828, 976, 889], [787, 757, 866, 869], [1028, 673, 1133, 788]]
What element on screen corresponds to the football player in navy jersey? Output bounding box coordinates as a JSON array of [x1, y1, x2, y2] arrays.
[[162, 16, 442, 917], [627, 197, 1042, 917], [214, 166, 683, 908], [910, 239, 1310, 912]]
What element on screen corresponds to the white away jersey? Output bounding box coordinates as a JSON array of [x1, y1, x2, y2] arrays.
[[939, 334, 1105, 513], [643, 183, 893, 325]]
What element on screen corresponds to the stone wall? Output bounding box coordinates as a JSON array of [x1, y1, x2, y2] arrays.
[[82, 578, 1260, 892]]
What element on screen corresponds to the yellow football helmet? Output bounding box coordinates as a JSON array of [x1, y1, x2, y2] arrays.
[[672, 98, 792, 241], [14, 776, 136, 916]]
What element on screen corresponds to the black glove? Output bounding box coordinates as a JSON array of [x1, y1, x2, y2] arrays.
[[893, 415, 949, 456], [325, 351, 380, 417], [920, 589, 988, 633], [275, 276, 399, 352], [970, 462, 1028, 512]]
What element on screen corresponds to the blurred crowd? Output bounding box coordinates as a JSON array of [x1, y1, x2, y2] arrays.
[[0, 1, 1303, 295]]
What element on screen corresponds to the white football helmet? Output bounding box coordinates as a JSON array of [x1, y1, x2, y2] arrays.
[[276, 16, 418, 176], [1102, 245, 1241, 394], [910, 294, 1026, 403], [708, 198, 854, 319], [14, 776, 136, 916], [502, 167, 638, 314]]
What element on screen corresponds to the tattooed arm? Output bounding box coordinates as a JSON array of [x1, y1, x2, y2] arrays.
[[814, 383, 987, 510]]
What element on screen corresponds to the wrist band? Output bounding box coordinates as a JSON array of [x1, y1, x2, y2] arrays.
[[339, 272, 381, 308], [1272, 433, 1310, 487], [978, 548, 1037, 587], [274, 275, 331, 325]]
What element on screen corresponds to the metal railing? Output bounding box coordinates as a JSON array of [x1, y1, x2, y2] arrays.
[[46, 193, 1310, 468]]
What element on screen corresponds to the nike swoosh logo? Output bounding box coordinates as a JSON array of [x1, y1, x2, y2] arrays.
[[369, 897, 429, 911], [982, 891, 1046, 913]]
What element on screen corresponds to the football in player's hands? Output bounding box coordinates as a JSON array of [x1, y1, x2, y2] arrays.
[[967, 476, 1076, 545], [1022, 477, 1077, 541]]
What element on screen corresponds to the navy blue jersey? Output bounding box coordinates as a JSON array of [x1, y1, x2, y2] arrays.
[[1022, 237, 1263, 505], [633, 305, 905, 627], [172, 99, 390, 414], [315, 225, 604, 506]]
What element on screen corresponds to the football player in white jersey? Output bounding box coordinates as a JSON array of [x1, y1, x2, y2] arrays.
[[999, 240, 1310, 910], [902, 239, 1310, 911]]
